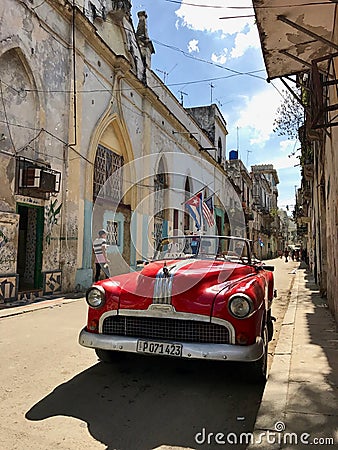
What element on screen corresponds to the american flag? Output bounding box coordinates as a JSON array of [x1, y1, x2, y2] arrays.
[[203, 195, 215, 227]]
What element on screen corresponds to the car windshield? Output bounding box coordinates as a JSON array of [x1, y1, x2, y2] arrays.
[[154, 235, 251, 263]]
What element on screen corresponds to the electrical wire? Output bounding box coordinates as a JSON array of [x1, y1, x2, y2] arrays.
[[16, 129, 43, 154], [0, 79, 17, 154], [20, 1, 267, 88], [162, 0, 336, 8], [101, 15, 266, 81], [1, 0, 292, 167], [219, 15, 255, 19], [152, 39, 266, 81], [0, 119, 93, 165], [231, 1, 336, 9], [8, 69, 265, 95]]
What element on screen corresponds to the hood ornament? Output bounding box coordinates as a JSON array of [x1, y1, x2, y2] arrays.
[[163, 261, 175, 278]]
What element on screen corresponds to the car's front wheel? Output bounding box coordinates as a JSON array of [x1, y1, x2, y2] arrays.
[[249, 326, 268, 383], [95, 348, 125, 363]]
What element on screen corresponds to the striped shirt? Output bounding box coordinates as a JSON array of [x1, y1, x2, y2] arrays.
[[93, 237, 107, 263]]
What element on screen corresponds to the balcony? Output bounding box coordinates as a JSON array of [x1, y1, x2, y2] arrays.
[[310, 53, 338, 130]]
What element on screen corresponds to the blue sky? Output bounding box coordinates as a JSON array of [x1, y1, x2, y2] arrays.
[[131, 0, 301, 211]]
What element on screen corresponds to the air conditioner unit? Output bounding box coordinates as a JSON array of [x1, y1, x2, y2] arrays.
[[19, 167, 56, 192], [20, 167, 40, 188], [40, 170, 56, 192]]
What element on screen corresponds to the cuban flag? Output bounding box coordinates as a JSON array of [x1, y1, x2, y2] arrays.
[[203, 195, 215, 227], [185, 192, 203, 231]]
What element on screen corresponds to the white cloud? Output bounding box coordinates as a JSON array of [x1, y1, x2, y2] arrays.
[[188, 39, 199, 53], [235, 88, 282, 145], [230, 25, 260, 58], [260, 153, 300, 170], [262, 139, 301, 170], [211, 49, 228, 64], [252, 139, 300, 170], [279, 139, 300, 155], [175, 0, 254, 36]]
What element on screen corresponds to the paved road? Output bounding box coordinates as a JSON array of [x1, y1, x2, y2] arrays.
[[0, 258, 299, 450]]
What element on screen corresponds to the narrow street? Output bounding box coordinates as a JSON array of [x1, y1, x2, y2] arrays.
[[0, 258, 299, 450], [1, 1, 337, 447]]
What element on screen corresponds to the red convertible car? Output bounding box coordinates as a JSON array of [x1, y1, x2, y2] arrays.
[[79, 235, 275, 381]]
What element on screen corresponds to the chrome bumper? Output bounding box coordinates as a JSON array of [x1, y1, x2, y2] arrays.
[[79, 328, 264, 362]]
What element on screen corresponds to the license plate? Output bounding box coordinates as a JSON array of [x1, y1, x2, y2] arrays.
[[137, 340, 182, 357]]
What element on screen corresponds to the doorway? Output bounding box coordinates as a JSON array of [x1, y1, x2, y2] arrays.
[[216, 214, 223, 236], [17, 204, 44, 290]]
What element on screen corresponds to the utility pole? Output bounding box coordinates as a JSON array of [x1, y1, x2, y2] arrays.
[[236, 126, 240, 158], [209, 82, 214, 104]]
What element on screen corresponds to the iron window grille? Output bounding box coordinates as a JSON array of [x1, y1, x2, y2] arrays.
[[106, 220, 119, 246], [93, 144, 124, 202]]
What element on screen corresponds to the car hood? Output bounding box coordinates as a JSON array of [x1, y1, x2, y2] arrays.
[[117, 259, 255, 316]]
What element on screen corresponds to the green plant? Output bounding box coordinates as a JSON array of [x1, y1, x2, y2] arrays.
[[273, 89, 304, 140]]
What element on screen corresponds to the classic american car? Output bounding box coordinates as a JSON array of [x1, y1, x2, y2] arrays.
[[79, 235, 275, 381]]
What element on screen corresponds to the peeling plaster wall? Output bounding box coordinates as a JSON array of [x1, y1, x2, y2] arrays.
[[325, 84, 338, 321], [0, 0, 70, 291], [325, 134, 338, 321], [253, 1, 336, 79], [185, 106, 216, 143], [0, 212, 19, 273], [253, 0, 338, 323], [323, 10, 338, 322], [2, 0, 236, 296]]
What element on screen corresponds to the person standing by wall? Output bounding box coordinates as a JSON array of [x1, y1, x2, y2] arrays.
[[93, 229, 110, 282]]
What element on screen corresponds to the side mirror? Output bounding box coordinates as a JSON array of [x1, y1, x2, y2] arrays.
[[158, 239, 170, 251], [255, 264, 274, 272], [136, 259, 149, 266]]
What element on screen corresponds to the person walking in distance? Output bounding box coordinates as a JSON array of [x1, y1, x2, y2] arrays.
[[93, 229, 110, 282], [284, 247, 289, 263]]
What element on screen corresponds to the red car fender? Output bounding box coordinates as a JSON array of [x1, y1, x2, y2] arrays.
[[86, 279, 122, 332], [211, 275, 267, 345], [266, 270, 274, 301]]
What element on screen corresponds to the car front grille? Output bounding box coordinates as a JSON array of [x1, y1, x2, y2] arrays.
[[102, 315, 229, 344]]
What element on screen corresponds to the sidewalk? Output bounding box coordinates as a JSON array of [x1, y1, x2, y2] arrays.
[[249, 265, 338, 449], [0, 292, 84, 318]]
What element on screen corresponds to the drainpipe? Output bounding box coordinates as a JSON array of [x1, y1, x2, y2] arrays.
[[71, 0, 77, 146]]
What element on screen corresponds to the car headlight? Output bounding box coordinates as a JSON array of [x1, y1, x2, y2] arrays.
[[228, 294, 253, 318], [86, 286, 105, 308]]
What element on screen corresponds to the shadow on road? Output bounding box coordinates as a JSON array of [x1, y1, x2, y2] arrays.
[[26, 355, 265, 449]]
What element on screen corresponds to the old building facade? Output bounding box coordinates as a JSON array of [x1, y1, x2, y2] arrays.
[[0, 0, 237, 303], [251, 164, 280, 259], [0, 0, 283, 304], [253, 0, 338, 322]]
